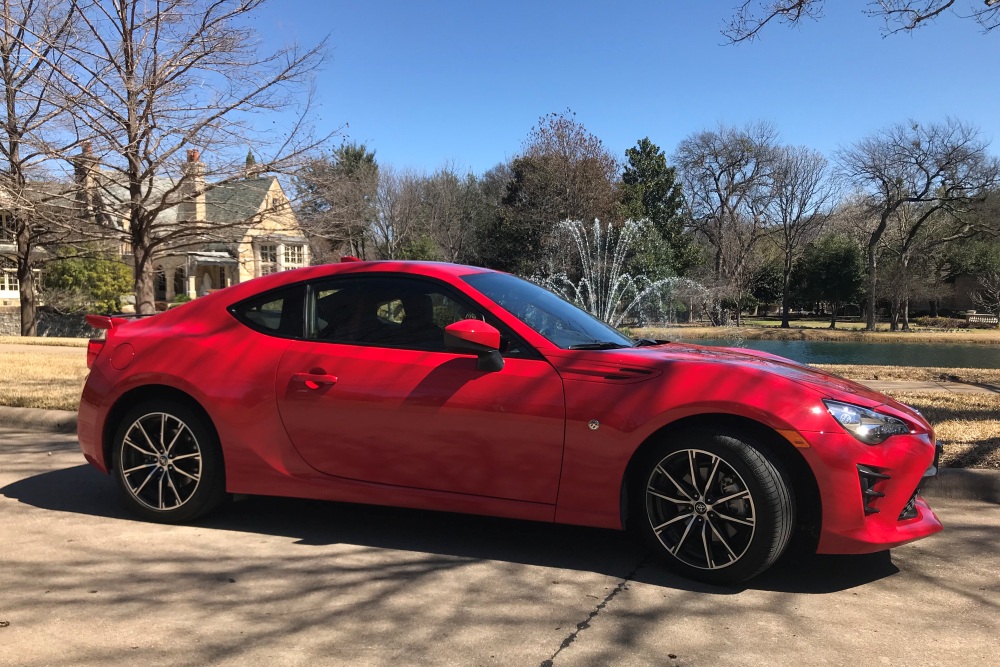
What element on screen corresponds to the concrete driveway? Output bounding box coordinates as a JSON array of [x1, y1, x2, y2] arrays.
[[1, 427, 998, 667]]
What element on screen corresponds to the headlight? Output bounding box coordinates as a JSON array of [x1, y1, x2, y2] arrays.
[[823, 399, 910, 445]]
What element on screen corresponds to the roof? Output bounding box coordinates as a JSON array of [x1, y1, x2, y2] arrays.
[[205, 177, 276, 224]]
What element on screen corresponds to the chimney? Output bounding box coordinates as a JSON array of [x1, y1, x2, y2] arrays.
[[179, 148, 206, 224]]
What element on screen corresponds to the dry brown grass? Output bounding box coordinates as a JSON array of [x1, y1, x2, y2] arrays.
[[0, 336, 88, 347], [883, 391, 1000, 469], [635, 325, 1000, 345], [0, 350, 88, 410], [814, 364, 1000, 385]]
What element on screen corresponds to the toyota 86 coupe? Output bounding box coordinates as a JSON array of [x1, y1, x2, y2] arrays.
[[78, 259, 942, 584]]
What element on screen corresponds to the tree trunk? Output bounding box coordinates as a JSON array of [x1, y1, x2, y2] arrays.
[[902, 297, 910, 331], [889, 296, 900, 332], [15, 219, 37, 336], [133, 238, 157, 315], [17, 256, 37, 337], [829, 303, 838, 329], [780, 253, 792, 328], [865, 246, 878, 331]]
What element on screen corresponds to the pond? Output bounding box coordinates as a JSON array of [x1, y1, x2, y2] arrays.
[[691, 338, 1000, 369]]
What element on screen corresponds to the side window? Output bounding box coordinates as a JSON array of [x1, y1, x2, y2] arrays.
[[308, 275, 535, 356], [230, 284, 305, 338]]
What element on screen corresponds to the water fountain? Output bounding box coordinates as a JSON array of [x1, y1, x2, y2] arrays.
[[535, 218, 707, 329]]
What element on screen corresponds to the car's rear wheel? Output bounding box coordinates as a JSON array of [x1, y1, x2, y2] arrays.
[[112, 400, 226, 523], [634, 427, 794, 585]]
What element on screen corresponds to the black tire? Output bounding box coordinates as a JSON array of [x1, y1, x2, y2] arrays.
[[632, 427, 794, 585], [111, 399, 227, 523]]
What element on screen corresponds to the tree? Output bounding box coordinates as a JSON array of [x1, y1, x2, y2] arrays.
[[723, 1, 1000, 42], [618, 137, 695, 279], [42, 245, 133, 314], [421, 165, 485, 262], [0, 0, 80, 334], [838, 119, 1000, 330], [674, 122, 779, 323], [58, 0, 331, 314], [296, 142, 378, 260], [750, 260, 784, 314], [791, 233, 865, 328], [767, 146, 833, 327], [972, 271, 1000, 327], [485, 110, 619, 276], [370, 165, 422, 260]]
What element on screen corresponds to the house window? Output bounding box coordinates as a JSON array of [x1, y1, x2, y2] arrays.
[[284, 244, 304, 269], [0, 213, 14, 243], [259, 244, 278, 276], [0, 256, 18, 293]]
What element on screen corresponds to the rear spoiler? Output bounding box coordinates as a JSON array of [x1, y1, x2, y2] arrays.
[[85, 314, 134, 331]]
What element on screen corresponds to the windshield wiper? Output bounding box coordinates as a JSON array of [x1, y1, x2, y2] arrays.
[[567, 341, 630, 350], [632, 338, 666, 347]]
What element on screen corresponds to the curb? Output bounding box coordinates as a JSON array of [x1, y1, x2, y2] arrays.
[[0, 405, 998, 504], [921, 468, 1000, 504], [0, 406, 78, 434]]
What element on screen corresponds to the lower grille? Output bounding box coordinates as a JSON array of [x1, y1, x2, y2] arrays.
[[899, 490, 919, 520], [857, 464, 890, 515]]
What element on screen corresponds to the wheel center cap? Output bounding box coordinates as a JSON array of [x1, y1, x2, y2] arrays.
[[695, 501, 708, 515], [158, 456, 168, 466]]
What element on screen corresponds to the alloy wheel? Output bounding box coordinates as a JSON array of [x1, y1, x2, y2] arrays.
[[119, 412, 203, 512], [645, 448, 757, 571]]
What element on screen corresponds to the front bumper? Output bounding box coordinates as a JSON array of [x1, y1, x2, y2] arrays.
[[799, 432, 943, 554]]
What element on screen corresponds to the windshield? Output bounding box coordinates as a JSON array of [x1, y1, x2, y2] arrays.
[[463, 272, 634, 349]]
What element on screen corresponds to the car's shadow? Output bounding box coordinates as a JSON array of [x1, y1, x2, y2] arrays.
[[2, 464, 899, 594]]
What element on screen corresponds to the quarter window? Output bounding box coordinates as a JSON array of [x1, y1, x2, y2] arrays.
[[230, 284, 305, 338]]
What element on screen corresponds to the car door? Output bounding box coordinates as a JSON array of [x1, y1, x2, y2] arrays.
[[274, 274, 566, 505]]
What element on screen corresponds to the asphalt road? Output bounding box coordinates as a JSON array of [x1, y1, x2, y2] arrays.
[[1, 427, 998, 667]]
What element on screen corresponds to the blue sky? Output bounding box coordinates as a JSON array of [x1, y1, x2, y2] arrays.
[[251, 1, 999, 175]]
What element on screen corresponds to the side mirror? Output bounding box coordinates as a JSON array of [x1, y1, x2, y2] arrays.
[[444, 320, 504, 372]]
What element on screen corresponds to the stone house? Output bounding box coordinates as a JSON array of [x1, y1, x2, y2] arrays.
[[0, 147, 310, 310], [148, 149, 311, 303]]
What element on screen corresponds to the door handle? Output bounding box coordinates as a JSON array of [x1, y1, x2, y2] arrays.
[[291, 372, 338, 389]]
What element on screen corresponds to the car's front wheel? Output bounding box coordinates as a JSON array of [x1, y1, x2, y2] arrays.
[[112, 400, 226, 523], [633, 427, 794, 585]]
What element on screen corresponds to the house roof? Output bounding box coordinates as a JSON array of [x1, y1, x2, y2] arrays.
[[205, 177, 276, 224]]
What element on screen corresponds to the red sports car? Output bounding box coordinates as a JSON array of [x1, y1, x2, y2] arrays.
[[78, 259, 942, 584]]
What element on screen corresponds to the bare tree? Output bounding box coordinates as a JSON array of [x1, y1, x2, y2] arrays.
[[767, 145, 833, 327], [972, 270, 1000, 327], [296, 142, 378, 261], [422, 165, 486, 263], [838, 119, 1000, 330], [0, 0, 82, 334], [723, 1, 1000, 42], [370, 166, 422, 260], [675, 122, 779, 322], [55, 0, 332, 313]]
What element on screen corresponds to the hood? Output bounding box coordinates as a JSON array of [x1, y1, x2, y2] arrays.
[[558, 341, 893, 406]]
